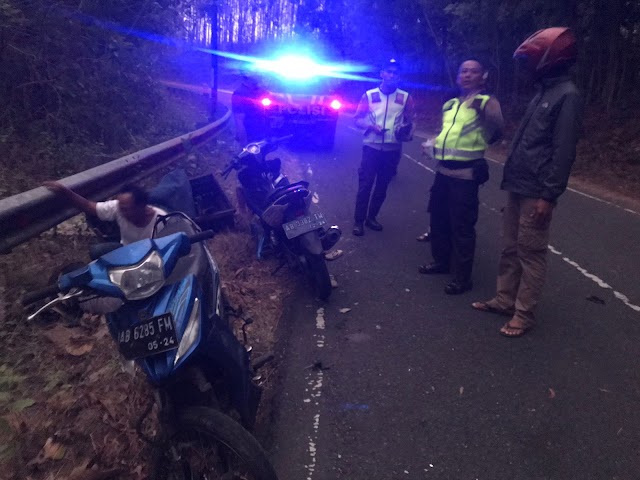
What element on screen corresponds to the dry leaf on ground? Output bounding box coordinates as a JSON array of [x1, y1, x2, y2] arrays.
[[11, 398, 35, 412], [43, 324, 94, 356], [27, 437, 66, 465]]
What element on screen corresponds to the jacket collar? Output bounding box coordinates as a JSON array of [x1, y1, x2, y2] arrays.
[[379, 85, 398, 96], [538, 74, 572, 90]]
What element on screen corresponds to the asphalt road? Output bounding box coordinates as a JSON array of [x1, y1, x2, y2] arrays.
[[267, 115, 640, 480]]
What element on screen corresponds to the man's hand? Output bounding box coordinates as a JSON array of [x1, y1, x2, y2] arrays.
[[470, 97, 485, 118], [43, 180, 68, 196], [530, 199, 554, 227], [43, 180, 97, 216], [421, 139, 434, 159], [368, 124, 385, 135]]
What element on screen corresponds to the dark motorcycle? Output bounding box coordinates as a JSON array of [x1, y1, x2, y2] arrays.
[[23, 213, 278, 480], [222, 137, 341, 300]]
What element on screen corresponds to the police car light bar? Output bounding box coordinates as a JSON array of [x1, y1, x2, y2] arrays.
[[254, 55, 328, 81]]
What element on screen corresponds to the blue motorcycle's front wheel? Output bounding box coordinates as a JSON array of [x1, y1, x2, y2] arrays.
[[151, 406, 278, 480]]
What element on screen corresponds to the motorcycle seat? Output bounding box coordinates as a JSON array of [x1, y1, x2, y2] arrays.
[[266, 181, 310, 205]]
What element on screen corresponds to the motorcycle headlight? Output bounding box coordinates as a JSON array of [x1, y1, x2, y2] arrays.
[[108, 251, 165, 300], [246, 143, 261, 155], [174, 297, 201, 365]]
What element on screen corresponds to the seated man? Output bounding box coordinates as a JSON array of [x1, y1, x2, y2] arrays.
[[44, 182, 168, 313], [44, 181, 166, 245]]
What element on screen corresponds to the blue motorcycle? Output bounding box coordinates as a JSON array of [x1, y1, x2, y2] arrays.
[[23, 213, 278, 480]]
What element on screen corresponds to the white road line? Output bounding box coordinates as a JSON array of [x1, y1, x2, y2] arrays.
[[403, 153, 435, 174], [485, 156, 502, 165], [303, 307, 327, 480], [484, 210, 640, 313], [548, 248, 640, 312]]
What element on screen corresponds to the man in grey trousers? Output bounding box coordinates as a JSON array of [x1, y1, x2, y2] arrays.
[[472, 27, 583, 337]]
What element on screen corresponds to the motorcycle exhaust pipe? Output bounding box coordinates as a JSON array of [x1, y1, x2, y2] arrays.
[[320, 225, 342, 251]]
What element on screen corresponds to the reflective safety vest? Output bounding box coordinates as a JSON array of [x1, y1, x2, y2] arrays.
[[434, 95, 490, 162], [363, 87, 409, 145]]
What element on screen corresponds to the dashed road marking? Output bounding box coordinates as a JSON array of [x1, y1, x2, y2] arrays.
[[303, 307, 327, 480]]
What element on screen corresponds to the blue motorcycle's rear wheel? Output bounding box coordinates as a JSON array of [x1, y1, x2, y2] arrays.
[[151, 406, 278, 480]]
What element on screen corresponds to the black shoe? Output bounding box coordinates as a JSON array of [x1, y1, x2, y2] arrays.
[[418, 262, 450, 275], [352, 223, 364, 236], [444, 279, 473, 295], [365, 218, 383, 231]]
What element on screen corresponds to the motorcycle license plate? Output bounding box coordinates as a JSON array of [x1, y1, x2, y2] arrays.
[[117, 313, 178, 360], [283, 212, 327, 239]]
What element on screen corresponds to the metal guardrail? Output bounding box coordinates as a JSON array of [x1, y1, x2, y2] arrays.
[[0, 108, 231, 254]]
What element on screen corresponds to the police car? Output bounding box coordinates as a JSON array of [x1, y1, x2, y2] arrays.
[[249, 54, 361, 149], [259, 76, 342, 148]]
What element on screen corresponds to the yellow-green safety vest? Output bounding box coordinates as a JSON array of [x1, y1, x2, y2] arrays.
[[434, 95, 490, 162]]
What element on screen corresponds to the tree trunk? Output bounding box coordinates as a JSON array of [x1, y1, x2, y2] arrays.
[[601, 0, 623, 110]]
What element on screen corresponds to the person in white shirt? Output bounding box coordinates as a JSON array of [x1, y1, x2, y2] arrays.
[[44, 181, 166, 245]]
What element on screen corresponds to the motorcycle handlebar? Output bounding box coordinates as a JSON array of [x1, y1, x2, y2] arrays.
[[271, 134, 294, 143], [221, 163, 235, 178], [188, 230, 215, 244], [22, 230, 215, 306], [22, 284, 60, 306]]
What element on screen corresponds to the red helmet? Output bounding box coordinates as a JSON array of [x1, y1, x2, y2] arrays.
[[514, 27, 577, 76]]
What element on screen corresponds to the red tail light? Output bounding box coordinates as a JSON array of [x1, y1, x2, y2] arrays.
[[261, 97, 272, 107], [329, 99, 342, 110]]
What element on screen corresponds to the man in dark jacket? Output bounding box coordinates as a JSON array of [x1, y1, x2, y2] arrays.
[[471, 27, 583, 337]]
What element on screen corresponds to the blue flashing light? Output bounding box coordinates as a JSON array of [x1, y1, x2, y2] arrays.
[[196, 47, 378, 83], [257, 55, 324, 80], [252, 54, 349, 82]]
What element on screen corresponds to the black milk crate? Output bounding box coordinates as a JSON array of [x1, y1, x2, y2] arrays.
[[190, 173, 235, 231]]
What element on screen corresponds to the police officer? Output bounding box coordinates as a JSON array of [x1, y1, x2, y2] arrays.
[[419, 59, 504, 295], [231, 73, 269, 145], [352, 59, 415, 236]]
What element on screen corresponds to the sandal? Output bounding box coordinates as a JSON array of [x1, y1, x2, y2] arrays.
[[499, 320, 532, 338], [324, 249, 343, 261], [471, 301, 514, 317], [416, 232, 431, 242]]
